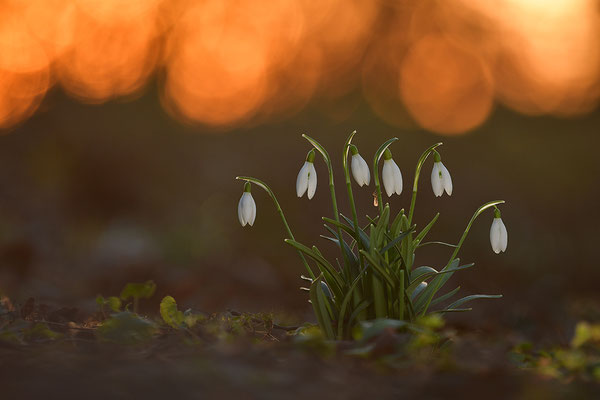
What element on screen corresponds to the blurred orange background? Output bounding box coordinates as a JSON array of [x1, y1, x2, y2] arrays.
[[0, 0, 598, 133], [0, 1, 599, 340]]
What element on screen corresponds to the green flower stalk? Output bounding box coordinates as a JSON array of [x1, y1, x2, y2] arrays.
[[235, 176, 315, 279]]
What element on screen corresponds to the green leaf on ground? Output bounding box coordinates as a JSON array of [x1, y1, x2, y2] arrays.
[[97, 312, 157, 344]]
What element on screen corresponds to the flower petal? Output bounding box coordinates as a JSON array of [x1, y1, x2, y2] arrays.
[[382, 160, 395, 197], [440, 162, 453, 196], [296, 162, 309, 197], [241, 192, 255, 227], [490, 218, 502, 254], [238, 193, 247, 226], [431, 162, 443, 197], [247, 193, 256, 226], [392, 159, 403, 195], [351, 155, 368, 186], [499, 218, 508, 252], [307, 163, 317, 199], [360, 156, 371, 185]]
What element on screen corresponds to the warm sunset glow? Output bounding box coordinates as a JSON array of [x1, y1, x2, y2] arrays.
[[399, 34, 494, 135], [0, 0, 597, 132], [456, 0, 600, 116]]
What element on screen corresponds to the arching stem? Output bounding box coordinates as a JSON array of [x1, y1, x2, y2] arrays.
[[236, 176, 315, 279], [372, 138, 399, 215], [407, 142, 443, 226]]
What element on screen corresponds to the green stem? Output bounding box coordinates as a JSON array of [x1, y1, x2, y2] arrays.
[[371, 138, 401, 318], [302, 135, 340, 222], [419, 199, 505, 315], [302, 134, 349, 272], [407, 142, 443, 226], [373, 138, 399, 215], [372, 275, 386, 318], [446, 200, 506, 265], [236, 176, 315, 279], [343, 131, 361, 248], [399, 270, 405, 320]]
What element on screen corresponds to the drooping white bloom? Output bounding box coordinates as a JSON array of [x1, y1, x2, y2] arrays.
[[296, 161, 317, 199], [490, 216, 508, 254], [431, 161, 452, 197], [350, 146, 370, 186], [238, 184, 256, 227], [382, 151, 402, 196]]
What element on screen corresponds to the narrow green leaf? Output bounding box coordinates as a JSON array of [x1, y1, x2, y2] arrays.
[[312, 277, 335, 339], [359, 250, 396, 288], [410, 266, 439, 282], [375, 204, 390, 234], [284, 239, 344, 292], [429, 286, 461, 307], [407, 265, 471, 295], [337, 269, 367, 339], [323, 216, 370, 249], [436, 308, 473, 313], [309, 277, 331, 339], [445, 294, 502, 310], [341, 214, 372, 248], [347, 300, 371, 332], [414, 213, 439, 245], [390, 209, 405, 237], [319, 235, 338, 244], [323, 224, 358, 270], [414, 258, 462, 313], [411, 282, 428, 301], [417, 241, 458, 248], [379, 228, 414, 255]]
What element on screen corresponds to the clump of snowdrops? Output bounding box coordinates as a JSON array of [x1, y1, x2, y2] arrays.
[[237, 132, 508, 340]]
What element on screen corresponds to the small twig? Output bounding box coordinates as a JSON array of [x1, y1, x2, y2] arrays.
[[33, 320, 96, 331]]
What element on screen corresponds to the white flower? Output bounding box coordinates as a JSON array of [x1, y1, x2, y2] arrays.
[[431, 161, 452, 197], [296, 161, 317, 199], [490, 217, 508, 254], [382, 158, 403, 197], [238, 186, 256, 227], [350, 148, 370, 186]]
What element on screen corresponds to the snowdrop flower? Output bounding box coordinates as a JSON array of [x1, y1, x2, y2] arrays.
[[381, 148, 403, 196], [490, 208, 508, 254], [350, 145, 370, 186], [431, 151, 452, 197], [238, 182, 256, 227], [296, 149, 317, 199]]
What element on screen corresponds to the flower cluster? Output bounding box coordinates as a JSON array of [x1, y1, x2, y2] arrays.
[[236, 132, 507, 339], [238, 140, 507, 254]]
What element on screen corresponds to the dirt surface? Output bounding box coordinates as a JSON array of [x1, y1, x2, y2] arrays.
[[1, 297, 598, 400]]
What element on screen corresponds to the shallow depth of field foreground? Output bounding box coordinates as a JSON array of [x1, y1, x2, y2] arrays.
[[1, 1, 600, 399]]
